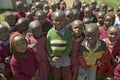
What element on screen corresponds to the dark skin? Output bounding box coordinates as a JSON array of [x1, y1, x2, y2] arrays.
[[85, 23, 99, 49], [4, 11, 16, 27], [52, 10, 66, 31], [107, 26, 120, 43], [17, 18, 29, 33], [116, 5, 120, 16], [97, 11, 106, 26], [16, 1, 24, 12], [55, 1, 60, 10], [84, 7, 92, 18], [35, 2, 44, 10], [83, 17, 91, 24], [107, 6, 114, 12], [72, 0, 81, 10], [64, 8, 74, 23], [90, 0, 97, 10], [50, 2, 56, 12], [28, 20, 42, 39], [35, 10, 46, 26], [43, 4, 50, 14], [82, 2, 89, 9], [0, 24, 10, 41], [104, 15, 114, 29], [71, 20, 83, 39], [26, 12, 34, 23], [72, 9, 79, 20], [99, 2, 108, 12]]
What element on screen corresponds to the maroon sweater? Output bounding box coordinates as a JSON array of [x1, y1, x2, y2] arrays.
[[10, 48, 38, 80]]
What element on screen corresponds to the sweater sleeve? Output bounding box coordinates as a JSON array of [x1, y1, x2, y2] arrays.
[[62, 30, 72, 57], [10, 63, 32, 80], [46, 31, 54, 57]]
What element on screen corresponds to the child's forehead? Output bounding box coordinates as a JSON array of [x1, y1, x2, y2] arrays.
[[71, 20, 83, 26], [17, 18, 28, 24], [97, 11, 105, 16], [14, 36, 24, 41], [35, 11, 45, 17], [29, 21, 40, 28], [52, 11, 65, 18], [65, 9, 73, 15], [85, 24, 98, 32], [108, 26, 119, 33], [84, 7, 91, 11]]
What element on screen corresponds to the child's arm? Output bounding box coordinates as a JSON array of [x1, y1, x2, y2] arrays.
[[10, 64, 32, 80], [46, 32, 54, 58], [62, 30, 72, 57]]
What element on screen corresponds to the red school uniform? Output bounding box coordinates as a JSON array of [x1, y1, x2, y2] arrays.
[[26, 33, 49, 80], [10, 48, 38, 80], [70, 36, 84, 79], [97, 38, 120, 77], [0, 41, 12, 79]]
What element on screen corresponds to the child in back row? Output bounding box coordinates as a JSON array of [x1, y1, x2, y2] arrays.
[[26, 20, 49, 80], [77, 23, 107, 80], [99, 12, 115, 40], [35, 10, 53, 33], [46, 10, 72, 80], [14, 1, 26, 22], [2, 11, 16, 33]]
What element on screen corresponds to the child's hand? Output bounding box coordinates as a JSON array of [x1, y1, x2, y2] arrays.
[[52, 56, 60, 62], [115, 56, 120, 64], [5, 56, 11, 63], [28, 44, 36, 48]]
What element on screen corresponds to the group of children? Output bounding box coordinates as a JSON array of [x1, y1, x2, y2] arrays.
[[0, 0, 120, 80]]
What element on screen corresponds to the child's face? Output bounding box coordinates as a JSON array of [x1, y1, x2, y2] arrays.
[[44, 4, 50, 11], [5, 15, 16, 26], [50, 2, 56, 11], [107, 7, 114, 12], [83, 17, 91, 24], [71, 21, 83, 37], [0, 27, 9, 41], [85, 28, 98, 44], [73, 2, 81, 10], [53, 16, 65, 30], [16, 2, 24, 12], [99, 3, 107, 12], [91, 1, 97, 10], [117, 6, 120, 16], [32, 26, 42, 39], [66, 11, 74, 23], [14, 36, 27, 53], [104, 16, 113, 28], [36, 14, 46, 26], [26, 12, 33, 22], [108, 27, 119, 42], [84, 8, 92, 17], [97, 12, 105, 25], [17, 19, 28, 32]]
